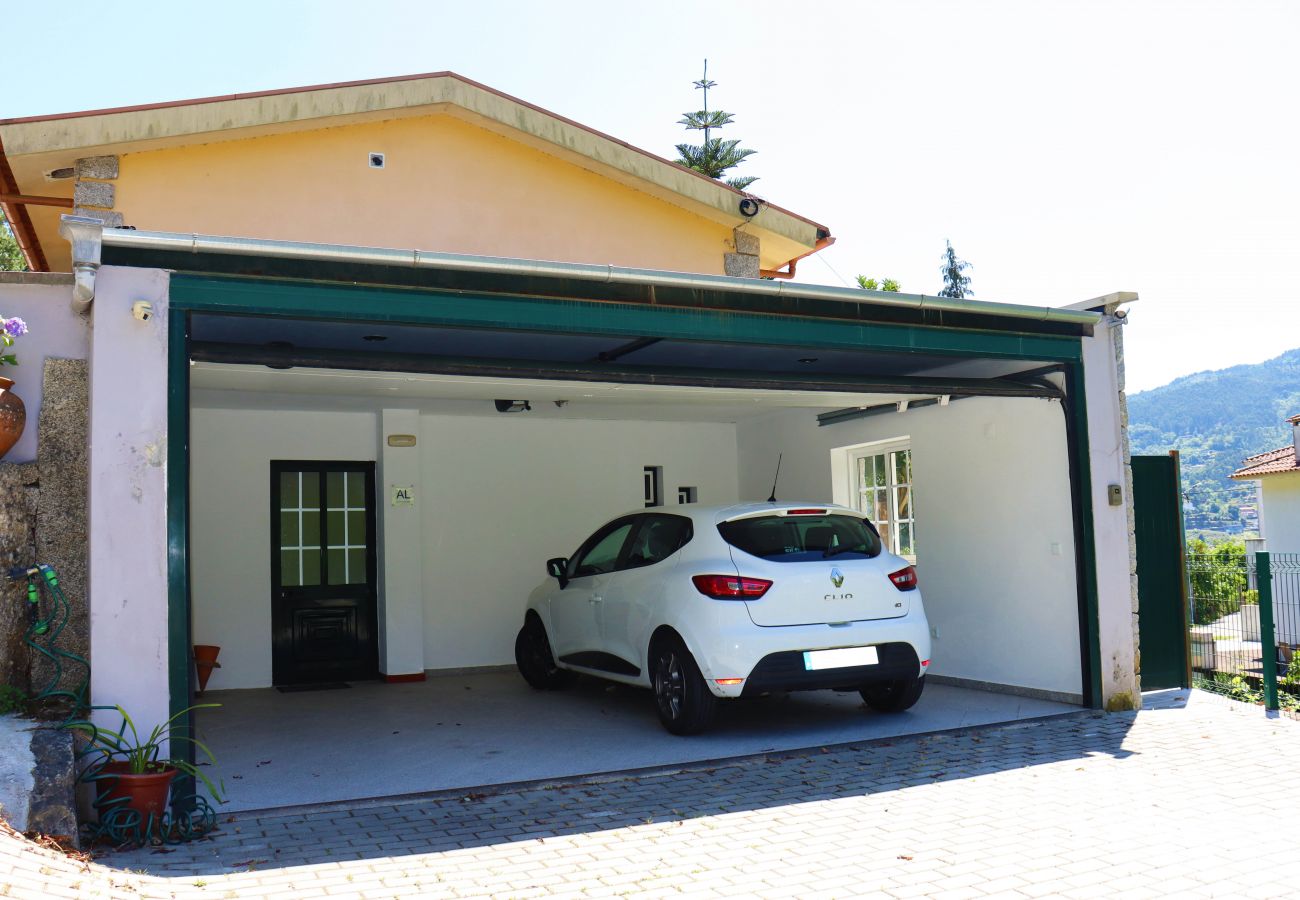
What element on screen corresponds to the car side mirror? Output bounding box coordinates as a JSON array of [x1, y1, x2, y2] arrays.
[[547, 557, 569, 588]]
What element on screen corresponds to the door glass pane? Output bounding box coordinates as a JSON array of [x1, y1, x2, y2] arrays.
[[894, 449, 911, 485], [280, 550, 300, 587], [896, 486, 911, 519], [327, 548, 346, 585], [898, 523, 913, 556], [347, 511, 367, 545], [280, 472, 298, 507], [301, 548, 321, 586], [302, 472, 320, 507], [872, 454, 887, 487], [347, 549, 367, 584], [875, 491, 889, 524], [326, 471, 344, 507], [301, 510, 321, 548], [346, 472, 366, 507], [279, 512, 297, 545], [327, 510, 345, 543]]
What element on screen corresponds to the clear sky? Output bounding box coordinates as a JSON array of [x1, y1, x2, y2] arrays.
[[6, 0, 1296, 392]]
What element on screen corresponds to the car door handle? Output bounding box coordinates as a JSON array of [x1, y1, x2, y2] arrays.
[[590, 595, 603, 604]]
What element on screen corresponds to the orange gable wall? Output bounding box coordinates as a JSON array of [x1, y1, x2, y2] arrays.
[[115, 115, 733, 273]]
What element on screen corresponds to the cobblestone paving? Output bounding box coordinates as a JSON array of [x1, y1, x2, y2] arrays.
[[2, 690, 1298, 898]]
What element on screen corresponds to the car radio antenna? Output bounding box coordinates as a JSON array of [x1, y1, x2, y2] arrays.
[[767, 453, 783, 503]]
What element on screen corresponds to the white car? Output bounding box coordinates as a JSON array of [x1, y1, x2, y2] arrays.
[[515, 502, 932, 734]]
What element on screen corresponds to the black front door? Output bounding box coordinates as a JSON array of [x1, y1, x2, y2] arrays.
[[271, 461, 379, 685]]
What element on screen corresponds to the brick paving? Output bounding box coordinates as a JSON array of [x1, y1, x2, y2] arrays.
[[2, 690, 1298, 898]]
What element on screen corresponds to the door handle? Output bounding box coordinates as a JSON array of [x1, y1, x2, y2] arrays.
[[590, 595, 603, 604]]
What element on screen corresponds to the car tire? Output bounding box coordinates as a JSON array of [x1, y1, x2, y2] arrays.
[[515, 617, 575, 690], [651, 636, 717, 735], [860, 675, 925, 713]]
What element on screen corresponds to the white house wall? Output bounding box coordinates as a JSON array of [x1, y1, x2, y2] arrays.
[[1261, 474, 1300, 553], [190, 407, 379, 689], [189, 404, 741, 687], [734, 397, 1084, 699], [416, 414, 740, 671], [0, 274, 87, 463]]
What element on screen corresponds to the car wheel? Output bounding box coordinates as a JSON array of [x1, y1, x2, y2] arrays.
[[514, 617, 575, 690], [651, 636, 717, 735], [860, 675, 925, 713]]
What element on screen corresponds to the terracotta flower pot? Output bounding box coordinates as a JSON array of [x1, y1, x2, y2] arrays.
[[193, 644, 222, 693], [0, 376, 25, 461], [96, 761, 177, 823]]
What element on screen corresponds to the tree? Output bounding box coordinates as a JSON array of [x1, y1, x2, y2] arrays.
[[675, 60, 758, 191], [856, 276, 901, 292], [0, 210, 25, 272], [937, 240, 972, 299]]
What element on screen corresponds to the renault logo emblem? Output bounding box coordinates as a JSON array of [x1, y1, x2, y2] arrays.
[[830, 568, 845, 588]]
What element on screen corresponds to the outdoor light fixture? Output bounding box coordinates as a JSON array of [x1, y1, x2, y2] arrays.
[[494, 399, 531, 413]]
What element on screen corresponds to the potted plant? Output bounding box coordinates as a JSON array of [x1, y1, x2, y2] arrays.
[[0, 314, 27, 460], [68, 703, 224, 828]]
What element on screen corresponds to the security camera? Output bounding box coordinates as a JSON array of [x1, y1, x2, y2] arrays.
[[132, 301, 153, 322], [738, 198, 761, 218]]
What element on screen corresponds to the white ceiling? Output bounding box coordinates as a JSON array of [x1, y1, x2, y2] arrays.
[[190, 363, 927, 423]]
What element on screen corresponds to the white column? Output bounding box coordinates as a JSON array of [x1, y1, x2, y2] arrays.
[[1082, 315, 1141, 709], [376, 409, 426, 679], [87, 266, 172, 739]]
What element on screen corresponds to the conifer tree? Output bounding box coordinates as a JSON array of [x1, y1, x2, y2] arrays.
[[938, 240, 972, 299], [675, 61, 758, 191]]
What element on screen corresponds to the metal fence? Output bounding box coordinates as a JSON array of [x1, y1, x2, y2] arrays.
[[1188, 551, 1300, 718]]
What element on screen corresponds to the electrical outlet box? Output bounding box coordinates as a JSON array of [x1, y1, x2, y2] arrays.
[[1108, 484, 1123, 506]]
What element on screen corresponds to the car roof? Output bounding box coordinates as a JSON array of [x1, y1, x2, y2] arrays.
[[617, 501, 862, 526]]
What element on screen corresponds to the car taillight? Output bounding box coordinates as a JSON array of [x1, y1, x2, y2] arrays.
[[888, 565, 918, 591], [692, 574, 773, 599], [786, 508, 827, 515]]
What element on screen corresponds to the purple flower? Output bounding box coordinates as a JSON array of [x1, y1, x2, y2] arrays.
[[3, 317, 27, 337]]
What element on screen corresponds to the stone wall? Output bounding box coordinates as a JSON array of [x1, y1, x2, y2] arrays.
[[0, 359, 89, 700]]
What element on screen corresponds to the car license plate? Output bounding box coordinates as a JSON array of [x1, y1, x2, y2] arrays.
[[803, 646, 879, 670]]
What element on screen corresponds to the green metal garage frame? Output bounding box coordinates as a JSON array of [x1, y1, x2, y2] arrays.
[[162, 271, 1102, 807]]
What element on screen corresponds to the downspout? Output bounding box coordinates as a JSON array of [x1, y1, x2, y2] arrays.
[[760, 234, 836, 280], [58, 215, 103, 313]]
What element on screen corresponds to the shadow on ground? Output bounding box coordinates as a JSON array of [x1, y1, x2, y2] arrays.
[[99, 706, 1136, 877]]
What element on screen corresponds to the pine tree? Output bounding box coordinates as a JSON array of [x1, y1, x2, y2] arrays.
[[675, 61, 758, 191], [938, 240, 972, 299]]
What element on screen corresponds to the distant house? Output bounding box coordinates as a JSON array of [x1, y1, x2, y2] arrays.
[[1230, 414, 1300, 550]]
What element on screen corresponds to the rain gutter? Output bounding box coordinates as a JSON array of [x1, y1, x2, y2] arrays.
[[76, 220, 1101, 327]]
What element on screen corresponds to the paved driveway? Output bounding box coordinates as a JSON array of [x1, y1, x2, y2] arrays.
[[2, 690, 1298, 898]]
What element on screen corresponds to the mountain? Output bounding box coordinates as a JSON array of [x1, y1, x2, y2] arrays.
[[1127, 348, 1300, 535]]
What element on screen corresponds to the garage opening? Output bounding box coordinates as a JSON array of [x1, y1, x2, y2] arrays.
[[185, 332, 1085, 810]]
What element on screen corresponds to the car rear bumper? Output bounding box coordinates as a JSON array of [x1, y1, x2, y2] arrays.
[[739, 642, 921, 697], [683, 610, 931, 698]]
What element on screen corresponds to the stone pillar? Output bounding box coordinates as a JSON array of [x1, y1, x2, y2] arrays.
[[723, 228, 761, 279], [72, 156, 123, 228], [32, 359, 89, 696], [376, 409, 426, 679]]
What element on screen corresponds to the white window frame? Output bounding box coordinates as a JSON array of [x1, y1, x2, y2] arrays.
[[846, 440, 916, 562]]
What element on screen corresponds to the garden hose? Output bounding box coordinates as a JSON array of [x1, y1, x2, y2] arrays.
[[77, 749, 218, 848], [6, 563, 88, 712]]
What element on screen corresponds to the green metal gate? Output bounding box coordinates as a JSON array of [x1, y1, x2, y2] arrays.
[[1132, 453, 1190, 689]]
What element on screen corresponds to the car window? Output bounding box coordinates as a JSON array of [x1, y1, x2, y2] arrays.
[[718, 514, 881, 563], [624, 514, 693, 570], [571, 521, 637, 578]]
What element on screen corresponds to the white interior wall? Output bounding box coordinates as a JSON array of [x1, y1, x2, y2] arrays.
[[190, 407, 379, 689], [735, 396, 1083, 698], [418, 415, 739, 670], [191, 402, 740, 687]]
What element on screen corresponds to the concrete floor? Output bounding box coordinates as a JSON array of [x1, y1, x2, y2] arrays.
[[197, 671, 1076, 812]]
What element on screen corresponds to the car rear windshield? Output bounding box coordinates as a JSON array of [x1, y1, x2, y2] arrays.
[[718, 514, 882, 563]]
